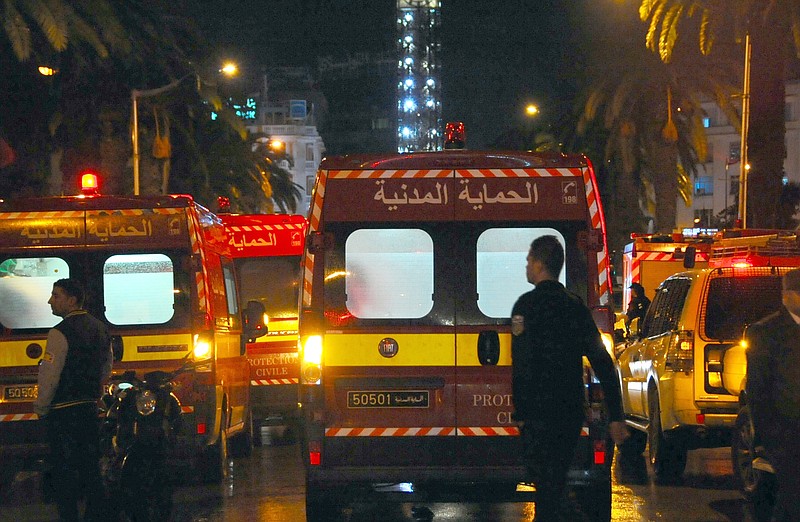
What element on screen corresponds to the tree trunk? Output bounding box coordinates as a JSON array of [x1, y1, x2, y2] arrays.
[[649, 137, 679, 233], [746, 9, 789, 229]]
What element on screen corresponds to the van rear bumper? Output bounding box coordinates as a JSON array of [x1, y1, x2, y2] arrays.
[[306, 465, 607, 488]]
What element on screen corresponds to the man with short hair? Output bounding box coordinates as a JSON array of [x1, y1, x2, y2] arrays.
[[745, 268, 800, 522], [34, 278, 112, 521], [511, 235, 628, 521]]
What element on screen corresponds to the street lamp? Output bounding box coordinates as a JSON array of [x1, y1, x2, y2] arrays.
[[131, 64, 238, 195], [737, 32, 751, 228]]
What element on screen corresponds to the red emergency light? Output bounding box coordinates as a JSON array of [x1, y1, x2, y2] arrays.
[[217, 196, 231, 214], [80, 170, 100, 195], [444, 121, 466, 150]]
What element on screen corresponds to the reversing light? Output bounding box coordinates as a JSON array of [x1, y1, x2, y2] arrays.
[[80, 171, 100, 195]]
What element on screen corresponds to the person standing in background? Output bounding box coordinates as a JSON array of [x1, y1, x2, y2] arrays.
[[511, 235, 628, 521], [744, 268, 800, 522], [34, 279, 112, 521]]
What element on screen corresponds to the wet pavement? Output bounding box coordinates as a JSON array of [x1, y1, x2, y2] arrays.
[[0, 427, 771, 522]]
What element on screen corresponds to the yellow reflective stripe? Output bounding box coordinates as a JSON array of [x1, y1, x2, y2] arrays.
[[119, 333, 192, 362], [323, 333, 455, 366], [0, 339, 47, 367], [455, 332, 512, 366]]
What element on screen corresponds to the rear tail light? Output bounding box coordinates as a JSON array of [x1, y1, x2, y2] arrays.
[[593, 440, 607, 465], [309, 439, 321, 466], [300, 335, 323, 384], [666, 330, 694, 372]]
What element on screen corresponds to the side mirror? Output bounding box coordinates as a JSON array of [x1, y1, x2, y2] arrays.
[[308, 232, 334, 254], [243, 300, 267, 341]]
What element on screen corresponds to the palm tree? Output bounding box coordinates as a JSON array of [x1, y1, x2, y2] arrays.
[[639, 0, 800, 228], [1, 0, 128, 62], [577, 16, 740, 237]]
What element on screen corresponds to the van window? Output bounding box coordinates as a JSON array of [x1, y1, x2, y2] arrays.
[[642, 278, 690, 337], [476, 228, 565, 318], [703, 275, 782, 340], [235, 256, 301, 320], [0, 257, 69, 329], [345, 229, 433, 319], [104, 254, 175, 325]]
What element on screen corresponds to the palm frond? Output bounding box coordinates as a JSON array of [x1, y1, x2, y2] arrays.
[[3, 0, 32, 60]]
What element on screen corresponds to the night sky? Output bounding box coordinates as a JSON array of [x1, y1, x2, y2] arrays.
[[185, 0, 628, 148]]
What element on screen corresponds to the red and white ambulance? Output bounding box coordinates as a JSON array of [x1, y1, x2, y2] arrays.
[[218, 207, 307, 431], [298, 124, 617, 520], [0, 176, 251, 488]]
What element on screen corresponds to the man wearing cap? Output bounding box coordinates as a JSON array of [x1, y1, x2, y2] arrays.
[[744, 268, 800, 522], [625, 282, 650, 332]]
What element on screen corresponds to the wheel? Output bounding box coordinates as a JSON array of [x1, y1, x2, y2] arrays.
[[305, 488, 341, 521], [618, 428, 647, 459], [229, 409, 254, 458], [647, 390, 687, 478], [572, 478, 612, 522], [731, 408, 776, 505], [202, 412, 229, 484]]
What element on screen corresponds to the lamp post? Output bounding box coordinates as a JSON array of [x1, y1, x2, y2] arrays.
[[737, 32, 751, 228], [131, 74, 197, 195], [131, 64, 237, 195]]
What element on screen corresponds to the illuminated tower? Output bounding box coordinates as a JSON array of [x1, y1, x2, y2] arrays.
[[397, 0, 442, 152]]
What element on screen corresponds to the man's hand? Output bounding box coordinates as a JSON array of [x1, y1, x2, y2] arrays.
[[608, 421, 630, 446]]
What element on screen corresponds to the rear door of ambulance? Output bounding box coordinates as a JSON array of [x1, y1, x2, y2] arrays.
[[452, 169, 596, 472], [318, 169, 458, 472]]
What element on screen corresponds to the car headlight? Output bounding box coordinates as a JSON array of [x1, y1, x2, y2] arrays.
[[135, 390, 157, 416]]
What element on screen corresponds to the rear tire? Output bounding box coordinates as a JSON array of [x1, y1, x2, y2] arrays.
[[202, 412, 229, 484], [229, 409, 254, 458], [647, 390, 687, 479], [618, 428, 647, 459], [731, 407, 776, 505]]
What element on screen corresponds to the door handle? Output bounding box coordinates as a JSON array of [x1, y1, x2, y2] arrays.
[[477, 330, 500, 366]]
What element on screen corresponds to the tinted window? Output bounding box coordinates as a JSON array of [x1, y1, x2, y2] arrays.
[[476, 228, 565, 318], [703, 275, 782, 340], [104, 254, 175, 325], [642, 278, 691, 337], [0, 257, 69, 329], [235, 256, 301, 320], [345, 229, 433, 319]]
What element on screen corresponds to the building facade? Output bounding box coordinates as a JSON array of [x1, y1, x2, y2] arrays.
[[243, 67, 327, 216], [678, 80, 800, 230]]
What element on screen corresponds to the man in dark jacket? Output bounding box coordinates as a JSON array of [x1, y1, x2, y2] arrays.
[[511, 235, 628, 522], [625, 282, 651, 330], [744, 268, 800, 522], [34, 279, 112, 521]]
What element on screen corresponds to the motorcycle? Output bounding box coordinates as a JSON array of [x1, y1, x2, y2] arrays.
[[99, 358, 192, 521]]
